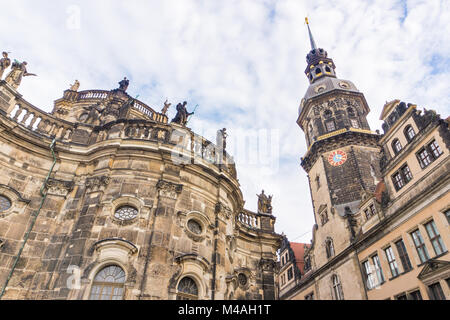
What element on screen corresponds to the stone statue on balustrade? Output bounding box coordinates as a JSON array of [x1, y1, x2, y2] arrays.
[[69, 80, 80, 91], [118, 77, 129, 92], [5, 60, 37, 89], [0, 52, 11, 80], [161, 99, 171, 115], [171, 101, 194, 126], [216, 128, 228, 152], [257, 190, 273, 214]]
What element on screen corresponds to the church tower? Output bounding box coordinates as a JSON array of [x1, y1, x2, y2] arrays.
[[297, 19, 381, 274]]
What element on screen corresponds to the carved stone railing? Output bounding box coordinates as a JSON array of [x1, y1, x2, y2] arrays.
[[77, 90, 109, 100], [62, 89, 168, 124], [8, 99, 74, 142], [237, 211, 261, 229], [132, 99, 168, 124], [119, 121, 236, 178]]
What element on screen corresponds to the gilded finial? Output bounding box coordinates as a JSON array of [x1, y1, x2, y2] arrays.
[[305, 17, 309, 25]]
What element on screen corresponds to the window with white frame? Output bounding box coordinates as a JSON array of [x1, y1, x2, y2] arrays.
[[372, 254, 385, 285], [89, 265, 126, 300], [385, 246, 399, 277]]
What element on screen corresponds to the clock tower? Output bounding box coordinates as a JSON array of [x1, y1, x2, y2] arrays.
[[297, 19, 381, 268]]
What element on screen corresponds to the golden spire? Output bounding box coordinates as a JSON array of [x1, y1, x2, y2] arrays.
[[305, 17, 317, 50]]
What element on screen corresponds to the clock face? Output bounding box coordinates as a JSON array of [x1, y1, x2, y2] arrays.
[[328, 150, 347, 166]]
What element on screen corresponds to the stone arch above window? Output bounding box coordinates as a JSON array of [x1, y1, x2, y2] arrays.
[[0, 184, 30, 219], [83, 238, 138, 300], [107, 195, 149, 226], [178, 211, 214, 242], [171, 253, 210, 300]]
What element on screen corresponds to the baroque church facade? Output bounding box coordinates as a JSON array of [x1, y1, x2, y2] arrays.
[[0, 65, 282, 299], [279, 20, 449, 300]]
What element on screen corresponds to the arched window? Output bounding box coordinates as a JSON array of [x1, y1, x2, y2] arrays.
[[347, 107, 355, 117], [325, 238, 335, 258], [89, 265, 126, 300], [177, 277, 199, 300], [325, 120, 336, 132], [315, 68, 322, 75], [404, 125, 416, 142], [332, 275, 344, 300], [350, 118, 360, 129], [392, 139, 402, 155]]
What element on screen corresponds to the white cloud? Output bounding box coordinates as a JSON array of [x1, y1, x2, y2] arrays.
[[1, 0, 449, 244]]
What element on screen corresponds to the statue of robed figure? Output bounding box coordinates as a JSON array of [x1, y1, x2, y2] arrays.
[[5, 61, 37, 89], [171, 101, 194, 126], [257, 190, 273, 214], [0, 52, 11, 80]]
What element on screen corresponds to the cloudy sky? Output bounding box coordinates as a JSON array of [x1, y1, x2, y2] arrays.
[[1, 0, 449, 243]]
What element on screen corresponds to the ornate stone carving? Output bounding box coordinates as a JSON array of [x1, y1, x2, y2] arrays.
[[45, 178, 75, 197], [259, 258, 276, 272], [156, 180, 183, 199], [83, 102, 105, 125], [215, 202, 232, 220], [85, 176, 110, 191], [226, 235, 237, 263]]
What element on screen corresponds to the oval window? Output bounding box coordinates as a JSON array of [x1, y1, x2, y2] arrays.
[[0, 195, 11, 212]]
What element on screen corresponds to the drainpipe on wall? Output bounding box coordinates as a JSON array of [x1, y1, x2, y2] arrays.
[[0, 138, 57, 299], [211, 176, 222, 300]]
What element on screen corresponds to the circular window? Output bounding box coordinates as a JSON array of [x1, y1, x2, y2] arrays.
[[339, 81, 350, 89], [187, 219, 202, 235], [114, 206, 138, 221], [79, 113, 88, 122], [238, 273, 248, 286], [0, 195, 11, 212], [314, 84, 326, 93]]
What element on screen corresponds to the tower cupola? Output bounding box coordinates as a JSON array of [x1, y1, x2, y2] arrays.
[[304, 18, 337, 84]]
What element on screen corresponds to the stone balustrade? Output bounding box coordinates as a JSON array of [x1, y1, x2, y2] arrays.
[[62, 89, 168, 124], [77, 90, 109, 100], [237, 211, 261, 229], [8, 99, 74, 142], [120, 121, 236, 177]]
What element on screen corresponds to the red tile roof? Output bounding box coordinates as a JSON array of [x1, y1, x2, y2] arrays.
[[374, 181, 386, 203], [289, 242, 310, 274]]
